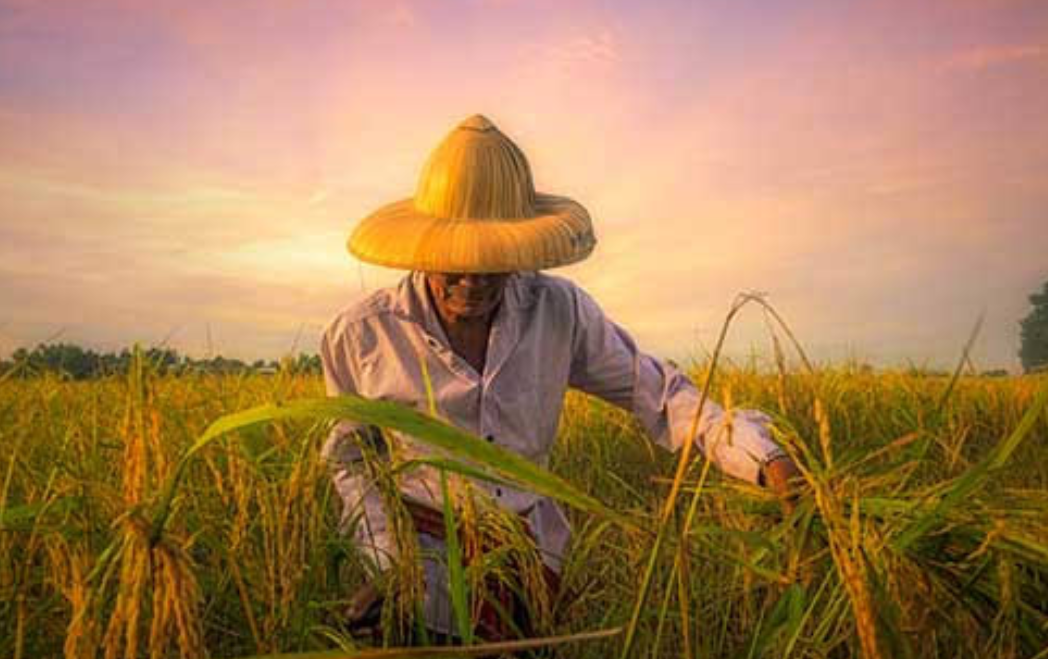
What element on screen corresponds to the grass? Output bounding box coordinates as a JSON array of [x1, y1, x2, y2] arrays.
[[0, 355, 1046, 658]]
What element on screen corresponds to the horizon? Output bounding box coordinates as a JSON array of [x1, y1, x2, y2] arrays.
[[0, 313, 1024, 375], [2, 0, 1046, 371]]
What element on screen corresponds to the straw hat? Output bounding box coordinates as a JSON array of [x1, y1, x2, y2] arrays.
[[348, 114, 597, 273]]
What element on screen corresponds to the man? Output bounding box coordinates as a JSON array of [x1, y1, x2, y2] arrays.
[[321, 114, 800, 639]]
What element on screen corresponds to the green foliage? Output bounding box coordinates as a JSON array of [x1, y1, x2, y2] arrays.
[[1, 367, 1047, 657], [1019, 280, 1048, 373]]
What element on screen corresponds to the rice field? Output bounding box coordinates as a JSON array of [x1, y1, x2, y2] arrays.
[[1, 358, 1046, 658]]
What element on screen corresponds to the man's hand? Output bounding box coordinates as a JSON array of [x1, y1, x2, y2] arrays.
[[344, 581, 384, 633], [761, 456, 802, 515]]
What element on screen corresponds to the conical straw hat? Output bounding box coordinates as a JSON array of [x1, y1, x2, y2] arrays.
[[348, 114, 597, 272]]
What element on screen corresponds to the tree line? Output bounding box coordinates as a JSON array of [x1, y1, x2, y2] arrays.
[[0, 343, 321, 380]]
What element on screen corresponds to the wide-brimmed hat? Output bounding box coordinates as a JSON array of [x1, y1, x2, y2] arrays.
[[348, 114, 596, 273]]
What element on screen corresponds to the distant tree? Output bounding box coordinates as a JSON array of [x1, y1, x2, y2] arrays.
[[15, 343, 101, 379], [279, 353, 322, 375], [1020, 280, 1048, 373], [0, 342, 319, 378]]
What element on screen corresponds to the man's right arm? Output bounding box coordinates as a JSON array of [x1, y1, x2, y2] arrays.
[[320, 324, 397, 573]]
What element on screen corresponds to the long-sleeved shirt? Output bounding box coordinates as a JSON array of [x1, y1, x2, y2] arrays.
[[320, 271, 785, 630]]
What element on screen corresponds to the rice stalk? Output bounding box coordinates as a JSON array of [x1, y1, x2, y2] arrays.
[[1, 349, 1046, 656]]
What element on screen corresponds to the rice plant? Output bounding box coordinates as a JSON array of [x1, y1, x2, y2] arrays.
[[0, 348, 1046, 658]]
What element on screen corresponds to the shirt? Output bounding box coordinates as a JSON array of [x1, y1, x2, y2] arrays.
[[319, 271, 785, 630]]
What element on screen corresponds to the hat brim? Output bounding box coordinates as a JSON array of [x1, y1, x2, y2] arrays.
[[348, 192, 596, 273]]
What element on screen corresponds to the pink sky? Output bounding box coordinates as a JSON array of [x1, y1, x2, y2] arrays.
[[1, 0, 1046, 369]]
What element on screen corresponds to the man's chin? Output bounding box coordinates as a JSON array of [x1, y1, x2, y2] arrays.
[[450, 302, 496, 318]]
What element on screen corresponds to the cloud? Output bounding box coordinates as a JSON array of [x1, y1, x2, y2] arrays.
[[546, 30, 619, 65], [385, 1, 418, 27], [0, 253, 363, 359], [942, 44, 1047, 71], [517, 28, 621, 81]]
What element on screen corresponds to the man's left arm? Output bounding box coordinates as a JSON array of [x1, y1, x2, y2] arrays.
[[566, 285, 800, 500]]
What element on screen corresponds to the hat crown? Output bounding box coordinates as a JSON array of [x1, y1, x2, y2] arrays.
[[414, 115, 537, 220], [458, 114, 495, 132]]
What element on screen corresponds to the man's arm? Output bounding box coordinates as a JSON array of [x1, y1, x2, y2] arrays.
[[566, 284, 795, 489], [320, 325, 397, 573]]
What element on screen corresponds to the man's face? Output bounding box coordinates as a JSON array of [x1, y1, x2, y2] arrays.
[[425, 272, 510, 321]]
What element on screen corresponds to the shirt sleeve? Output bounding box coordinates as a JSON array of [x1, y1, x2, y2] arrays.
[[567, 286, 785, 484], [320, 323, 397, 572]]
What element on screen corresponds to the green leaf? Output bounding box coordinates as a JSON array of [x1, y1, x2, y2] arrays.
[[0, 495, 81, 531], [151, 396, 636, 542], [893, 382, 1048, 551], [441, 470, 472, 644]]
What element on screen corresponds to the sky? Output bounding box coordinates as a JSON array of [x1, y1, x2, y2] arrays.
[[1, 0, 1046, 370]]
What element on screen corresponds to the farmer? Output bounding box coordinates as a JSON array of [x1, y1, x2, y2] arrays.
[[320, 114, 800, 639]]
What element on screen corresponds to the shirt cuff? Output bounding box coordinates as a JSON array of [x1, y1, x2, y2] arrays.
[[696, 408, 784, 484]]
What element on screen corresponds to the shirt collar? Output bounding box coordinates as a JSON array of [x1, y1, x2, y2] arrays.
[[389, 272, 533, 376]]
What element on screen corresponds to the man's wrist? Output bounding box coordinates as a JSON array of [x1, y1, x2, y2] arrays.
[[757, 449, 791, 487]]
